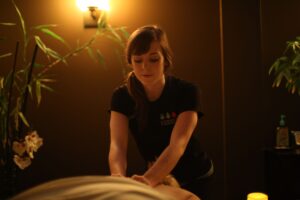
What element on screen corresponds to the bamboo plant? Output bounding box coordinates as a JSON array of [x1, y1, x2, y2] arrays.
[[0, 0, 128, 171]]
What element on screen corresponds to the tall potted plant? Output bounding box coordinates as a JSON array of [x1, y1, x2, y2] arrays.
[[269, 36, 300, 95], [0, 0, 128, 198]]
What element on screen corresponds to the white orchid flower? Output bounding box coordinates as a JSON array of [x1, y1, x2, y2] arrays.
[[25, 131, 43, 159], [12, 141, 26, 156], [25, 131, 43, 152], [13, 155, 32, 170]]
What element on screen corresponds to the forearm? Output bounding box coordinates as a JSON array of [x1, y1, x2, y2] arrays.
[[109, 149, 127, 176], [144, 111, 197, 186], [144, 145, 184, 186]]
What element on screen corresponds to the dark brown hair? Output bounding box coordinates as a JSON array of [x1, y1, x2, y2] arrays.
[[126, 25, 172, 69], [125, 25, 173, 131]]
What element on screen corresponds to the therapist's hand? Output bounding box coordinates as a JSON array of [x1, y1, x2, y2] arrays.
[[111, 173, 125, 177], [131, 174, 151, 186]]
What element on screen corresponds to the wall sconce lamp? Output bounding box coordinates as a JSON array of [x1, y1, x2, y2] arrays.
[[247, 192, 268, 200], [76, 0, 110, 28]]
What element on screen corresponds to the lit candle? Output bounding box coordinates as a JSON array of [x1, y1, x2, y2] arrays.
[[247, 192, 268, 200]]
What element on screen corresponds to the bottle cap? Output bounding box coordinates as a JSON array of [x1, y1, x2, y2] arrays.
[[279, 114, 286, 127]]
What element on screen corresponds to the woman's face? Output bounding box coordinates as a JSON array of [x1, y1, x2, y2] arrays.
[[131, 41, 165, 87]]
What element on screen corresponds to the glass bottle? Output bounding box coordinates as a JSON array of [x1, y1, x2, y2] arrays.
[[275, 114, 290, 149]]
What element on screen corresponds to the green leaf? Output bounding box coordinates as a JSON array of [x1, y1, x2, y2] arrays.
[[35, 36, 63, 61], [39, 28, 69, 47], [27, 84, 33, 99], [61, 58, 68, 66], [292, 41, 300, 52], [34, 36, 47, 54], [12, 0, 28, 47], [119, 26, 129, 39], [46, 47, 62, 60], [33, 24, 58, 30], [86, 47, 97, 62], [279, 56, 288, 62], [107, 25, 122, 43], [40, 83, 54, 92], [0, 22, 16, 26], [40, 78, 56, 83], [96, 49, 106, 69], [269, 59, 280, 74], [3, 71, 13, 89], [18, 112, 30, 127], [0, 53, 12, 59], [281, 70, 292, 81], [292, 54, 300, 66], [97, 11, 107, 31], [270, 57, 290, 77], [36, 80, 42, 105], [33, 63, 45, 68]]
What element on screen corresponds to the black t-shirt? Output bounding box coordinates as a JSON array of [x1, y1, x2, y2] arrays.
[[110, 75, 211, 183]]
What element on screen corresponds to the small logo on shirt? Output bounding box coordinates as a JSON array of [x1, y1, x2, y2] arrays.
[[160, 112, 177, 126]]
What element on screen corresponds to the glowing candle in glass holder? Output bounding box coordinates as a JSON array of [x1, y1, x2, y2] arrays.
[[247, 192, 268, 200]]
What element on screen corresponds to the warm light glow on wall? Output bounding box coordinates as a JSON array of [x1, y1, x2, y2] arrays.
[[76, 0, 111, 28], [76, 0, 110, 11]]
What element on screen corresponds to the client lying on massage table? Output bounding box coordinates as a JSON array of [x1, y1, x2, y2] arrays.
[[11, 176, 200, 200]]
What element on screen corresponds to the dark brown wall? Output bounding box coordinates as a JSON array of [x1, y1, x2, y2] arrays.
[[222, 0, 264, 199]]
